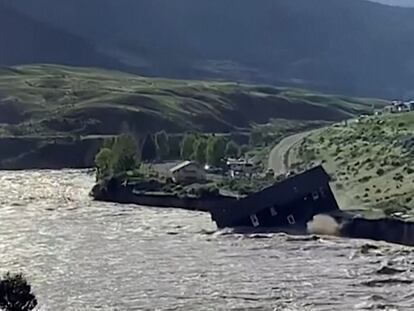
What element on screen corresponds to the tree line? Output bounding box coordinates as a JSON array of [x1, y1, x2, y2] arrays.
[[180, 133, 240, 167], [123, 131, 242, 165], [94, 131, 243, 181]]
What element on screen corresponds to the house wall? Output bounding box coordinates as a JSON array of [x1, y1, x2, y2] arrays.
[[244, 183, 337, 229]]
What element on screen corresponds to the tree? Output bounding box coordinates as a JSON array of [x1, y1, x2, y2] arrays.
[[249, 129, 264, 146], [141, 133, 157, 162], [0, 272, 37, 311], [94, 147, 113, 181], [94, 134, 139, 181], [225, 140, 240, 158], [111, 134, 139, 173], [180, 133, 197, 160], [206, 136, 227, 167], [155, 131, 170, 160], [168, 136, 181, 159], [193, 138, 208, 164]]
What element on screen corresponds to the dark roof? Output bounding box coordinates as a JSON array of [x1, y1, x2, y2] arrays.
[[210, 165, 332, 226], [169, 161, 194, 173]]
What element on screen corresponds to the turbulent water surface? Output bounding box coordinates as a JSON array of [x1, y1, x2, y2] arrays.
[[0, 170, 413, 310]]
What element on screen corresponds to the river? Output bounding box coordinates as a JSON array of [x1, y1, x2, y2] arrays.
[[0, 170, 413, 310]]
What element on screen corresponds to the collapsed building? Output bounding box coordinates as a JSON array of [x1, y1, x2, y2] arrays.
[[209, 165, 414, 247]]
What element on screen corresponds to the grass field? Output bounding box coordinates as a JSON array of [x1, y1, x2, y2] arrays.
[[0, 64, 386, 137], [289, 112, 414, 219]]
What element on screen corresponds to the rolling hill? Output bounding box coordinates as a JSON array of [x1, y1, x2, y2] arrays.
[[3, 0, 414, 98], [0, 65, 385, 137], [0, 64, 385, 169]]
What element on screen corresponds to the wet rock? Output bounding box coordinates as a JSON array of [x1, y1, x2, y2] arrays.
[[360, 243, 380, 254], [286, 235, 320, 242], [247, 234, 272, 239], [361, 279, 413, 287], [376, 266, 405, 275]]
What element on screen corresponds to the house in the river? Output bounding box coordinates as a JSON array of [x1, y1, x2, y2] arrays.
[[209, 165, 339, 230], [170, 161, 207, 184]]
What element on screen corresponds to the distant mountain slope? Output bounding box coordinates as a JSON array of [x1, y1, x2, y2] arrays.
[[0, 64, 387, 170], [0, 65, 385, 136], [370, 0, 414, 7], [0, 2, 119, 68], [4, 0, 414, 98]]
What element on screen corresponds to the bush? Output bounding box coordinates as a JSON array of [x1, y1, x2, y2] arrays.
[[358, 176, 372, 183], [194, 186, 220, 198], [376, 168, 385, 176], [0, 273, 37, 311], [405, 167, 414, 174], [393, 173, 404, 182]]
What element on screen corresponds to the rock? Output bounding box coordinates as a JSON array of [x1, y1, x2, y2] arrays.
[[361, 279, 413, 287], [360, 243, 380, 254], [376, 266, 405, 275]]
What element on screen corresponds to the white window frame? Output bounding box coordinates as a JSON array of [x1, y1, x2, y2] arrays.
[[250, 214, 260, 227], [287, 214, 296, 225]]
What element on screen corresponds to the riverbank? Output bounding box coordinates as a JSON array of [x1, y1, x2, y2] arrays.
[[0, 136, 106, 170]]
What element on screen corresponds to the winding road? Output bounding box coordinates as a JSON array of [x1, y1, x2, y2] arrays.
[[267, 129, 320, 175]]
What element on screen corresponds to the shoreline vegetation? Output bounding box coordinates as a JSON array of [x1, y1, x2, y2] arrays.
[[0, 64, 385, 170], [0, 272, 37, 311], [90, 130, 278, 204]]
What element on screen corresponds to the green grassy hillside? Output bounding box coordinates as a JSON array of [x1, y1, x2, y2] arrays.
[[0, 65, 385, 137], [289, 112, 414, 219]]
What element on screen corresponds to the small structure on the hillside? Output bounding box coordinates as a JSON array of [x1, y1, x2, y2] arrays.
[[226, 158, 254, 178], [405, 100, 414, 111], [210, 165, 339, 230], [384, 100, 414, 114], [170, 161, 206, 184]]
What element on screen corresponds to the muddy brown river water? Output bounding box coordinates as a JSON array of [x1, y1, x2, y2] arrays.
[[0, 170, 413, 310]]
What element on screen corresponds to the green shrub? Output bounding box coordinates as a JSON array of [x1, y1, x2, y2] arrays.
[[0, 273, 37, 311], [376, 168, 385, 176], [359, 176, 372, 183], [405, 167, 414, 174], [393, 173, 404, 182]]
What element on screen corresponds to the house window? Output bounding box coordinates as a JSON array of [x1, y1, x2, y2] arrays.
[[287, 215, 296, 225], [270, 207, 278, 216], [250, 214, 260, 227], [312, 191, 319, 200]]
